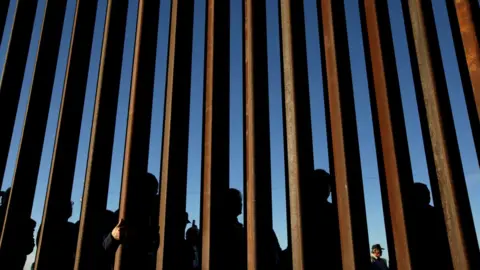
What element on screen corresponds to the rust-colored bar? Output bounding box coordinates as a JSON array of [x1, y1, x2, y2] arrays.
[[446, 0, 480, 166], [278, 0, 315, 269], [0, 0, 38, 189], [402, 0, 480, 268], [0, 0, 66, 262], [359, 1, 416, 269], [114, 0, 160, 269], [74, 0, 128, 269], [33, 0, 98, 269], [0, 0, 11, 46], [244, 0, 274, 269], [156, 0, 194, 269], [200, 0, 230, 269], [318, 0, 370, 269]]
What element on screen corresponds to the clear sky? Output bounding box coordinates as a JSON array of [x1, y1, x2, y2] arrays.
[[0, 0, 478, 269]]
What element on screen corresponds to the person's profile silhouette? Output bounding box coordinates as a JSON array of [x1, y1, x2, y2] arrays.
[[410, 182, 452, 269], [281, 169, 341, 270]]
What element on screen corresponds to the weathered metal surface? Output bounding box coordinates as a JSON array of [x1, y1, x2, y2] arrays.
[[446, 0, 480, 166], [33, 0, 98, 268], [114, 0, 160, 269], [0, 1, 476, 269], [0, 0, 38, 190], [359, 1, 416, 269], [74, 1, 128, 269], [200, 0, 230, 269], [0, 0, 66, 256], [402, 0, 480, 268], [156, 0, 194, 269], [318, 0, 370, 269], [244, 0, 274, 269], [278, 0, 315, 269]]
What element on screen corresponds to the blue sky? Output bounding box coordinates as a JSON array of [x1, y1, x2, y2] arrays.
[[0, 0, 478, 268]]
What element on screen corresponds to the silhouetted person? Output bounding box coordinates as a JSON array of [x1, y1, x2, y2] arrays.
[[370, 244, 388, 270], [67, 208, 116, 269], [103, 172, 160, 270], [34, 200, 78, 269], [221, 188, 246, 270], [220, 188, 282, 270], [410, 182, 452, 269], [175, 213, 199, 270], [185, 219, 200, 270], [281, 169, 341, 270], [0, 188, 36, 270]]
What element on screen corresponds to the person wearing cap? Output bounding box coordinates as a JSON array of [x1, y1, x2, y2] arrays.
[[370, 244, 388, 270]]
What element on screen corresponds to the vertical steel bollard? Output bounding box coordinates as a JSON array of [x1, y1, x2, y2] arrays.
[[200, 0, 230, 269], [74, 0, 129, 269], [402, 0, 480, 268], [0, 0, 38, 189], [318, 0, 370, 268], [114, 0, 160, 269], [157, 0, 195, 269], [446, 0, 480, 167], [359, 1, 417, 269], [244, 0, 275, 269], [278, 0, 315, 268]]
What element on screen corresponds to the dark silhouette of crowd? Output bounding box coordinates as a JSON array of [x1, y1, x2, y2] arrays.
[[0, 188, 36, 270], [32, 200, 78, 269], [0, 170, 459, 269]]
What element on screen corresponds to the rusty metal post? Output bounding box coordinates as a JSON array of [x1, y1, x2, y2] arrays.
[[278, 0, 315, 269], [0, 0, 38, 189], [243, 0, 274, 269], [446, 0, 480, 166], [73, 0, 128, 269], [33, 1, 98, 269], [399, 1, 446, 246], [317, 0, 370, 269], [200, 0, 230, 269], [156, 0, 194, 269], [114, 1, 160, 269], [0, 0, 66, 260], [402, 0, 480, 268], [359, 1, 417, 269], [0, 0, 11, 46]]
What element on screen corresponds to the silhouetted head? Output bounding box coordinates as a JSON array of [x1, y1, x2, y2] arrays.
[[135, 172, 159, 207], [58, 201, 73, 221], [28, 218, 37, 231], [311, 169, 333, 201], [103, 209, 116, 226], [226, 188, 242, 218], [371, 244, 384, 257], [143, 173, 159, 197], [186, 219, 199, 244], [412, 182, 431, 207]]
